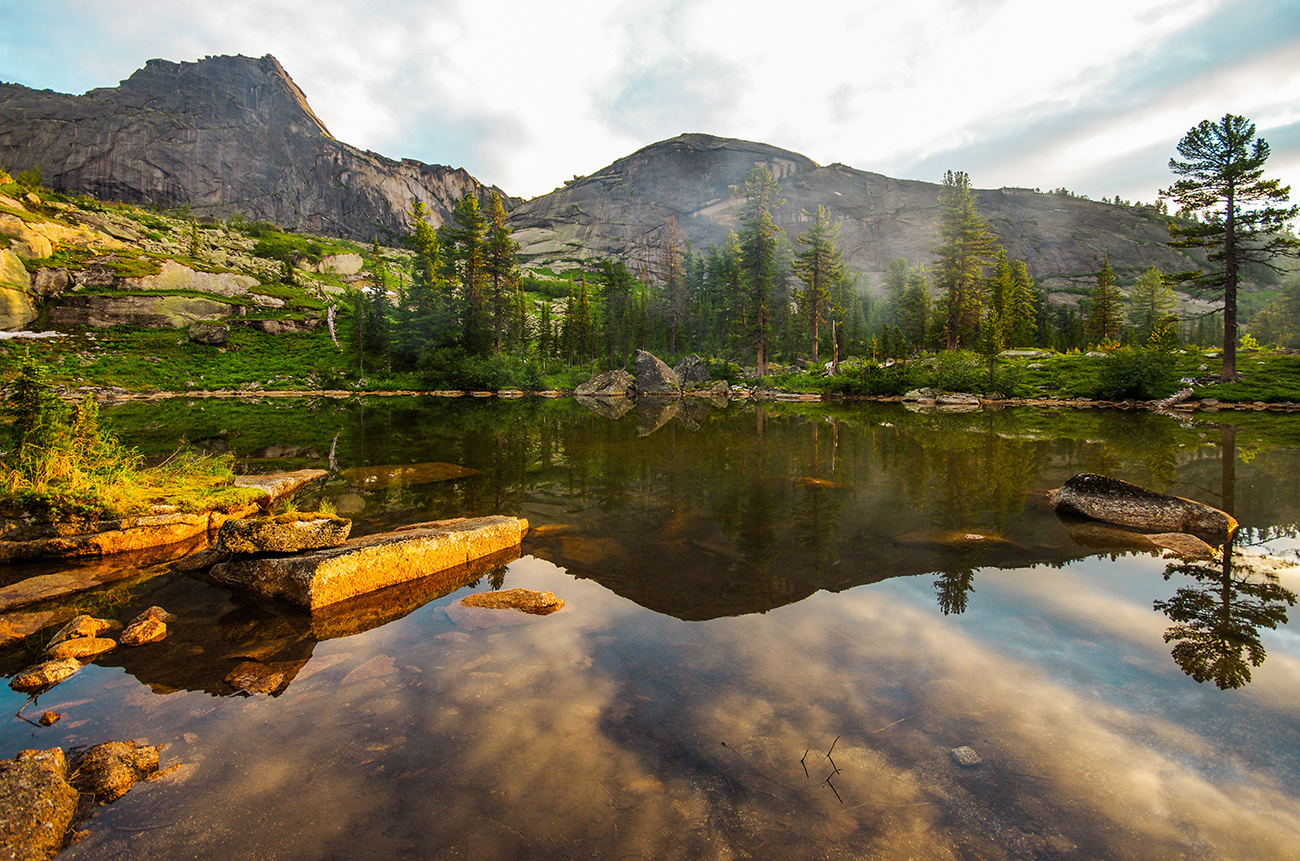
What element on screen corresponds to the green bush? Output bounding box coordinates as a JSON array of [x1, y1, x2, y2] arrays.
[[827, 363, 923, 396], [1088, 347, 1178, 400], [927, 350, 985, 393], [419, 348, 545, 391]]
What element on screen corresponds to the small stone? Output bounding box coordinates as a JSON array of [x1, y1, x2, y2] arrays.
[[951, 746, 982, 767], [225, 661, 289, 694], [10, 658, 82, 693], [120, 606, 172, 646], [45, 636, 117, 660], [38, 712, 61, 727]]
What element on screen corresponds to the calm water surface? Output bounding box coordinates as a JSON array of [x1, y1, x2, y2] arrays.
[[4, 397, 1300, 860]]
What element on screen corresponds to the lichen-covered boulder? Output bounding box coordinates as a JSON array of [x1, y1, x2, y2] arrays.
[[9, 658, 82, 693], [45, 614, 116, 648], [635, 350, 680, 395], [45, 636, 116, 661], [575, 369, 634, 397], [188, 320, 230, 345], [119, 606, 174, 646], [1048, 473, 1237, 538], [216, 513, 352, 555], [673, 354, 711, 386]]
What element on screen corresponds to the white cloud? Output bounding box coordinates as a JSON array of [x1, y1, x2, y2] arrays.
[[1, 0, 1297, 201]]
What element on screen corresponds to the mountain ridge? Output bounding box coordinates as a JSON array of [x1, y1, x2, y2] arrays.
[[0, 54, 514, 239]]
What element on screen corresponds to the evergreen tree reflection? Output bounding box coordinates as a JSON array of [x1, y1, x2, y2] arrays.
[[934, 567, 976, 616], [1154, 537, 1297, 689]]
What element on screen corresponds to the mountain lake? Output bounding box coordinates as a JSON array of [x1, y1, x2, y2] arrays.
[[3, 395, 1299, 860]]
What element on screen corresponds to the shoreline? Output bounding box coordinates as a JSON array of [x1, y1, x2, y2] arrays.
[[50, 386, 1300, 413]]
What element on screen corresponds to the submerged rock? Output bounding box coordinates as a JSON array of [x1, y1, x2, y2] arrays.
[[0, 748, 78, 861], [339, 462, 479, 489], [460, 588, 564, 615], [217, 513, 351, 554], [576, 394, 634, 420], [950, 746, 982, 767], [1147, 532, 1217, 561], [1048, 473, 1237, 538]]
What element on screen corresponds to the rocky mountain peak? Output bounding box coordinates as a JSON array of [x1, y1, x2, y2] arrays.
[[96, 54, 334, 139]]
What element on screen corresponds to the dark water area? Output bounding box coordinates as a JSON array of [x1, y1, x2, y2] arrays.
[[4, 396, 1300, 859]]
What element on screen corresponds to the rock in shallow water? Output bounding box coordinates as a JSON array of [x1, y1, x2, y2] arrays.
[[69, 740, 161, 803], [1048, 473, 1237, 538], [9, 658, 83, 693]]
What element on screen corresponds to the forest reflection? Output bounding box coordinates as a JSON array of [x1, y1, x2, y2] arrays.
[[101, 395, 1300, 690]]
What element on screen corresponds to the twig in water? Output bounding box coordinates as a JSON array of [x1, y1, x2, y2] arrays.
[[800, 749, 810, 778], [824, 773, 843, 804], [870, 715, 912, 734]]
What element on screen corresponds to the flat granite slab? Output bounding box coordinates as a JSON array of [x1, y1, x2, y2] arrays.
[[209, 515, 529, 611]]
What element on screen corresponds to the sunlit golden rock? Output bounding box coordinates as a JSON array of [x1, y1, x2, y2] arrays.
[[210, 516, 529, 610], [69, 740, 162, 803], [46, 637, 116, 661], [217, 512, 351, 554]]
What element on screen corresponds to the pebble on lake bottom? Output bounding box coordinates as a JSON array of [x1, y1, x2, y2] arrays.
[[951, 746, 982, 767]]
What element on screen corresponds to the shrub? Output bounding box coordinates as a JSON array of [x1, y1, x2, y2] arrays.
[[1088, 347, 1178, 400], [827, 363, 923, 396]]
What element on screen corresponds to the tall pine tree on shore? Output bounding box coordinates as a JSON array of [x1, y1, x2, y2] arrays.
[[932, 171, 997, 350], [1163, 114, 1299, 379]]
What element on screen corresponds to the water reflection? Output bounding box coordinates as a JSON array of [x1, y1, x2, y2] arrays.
[[1155, 537, 1298, 689], [4, 400, 1300, 860]]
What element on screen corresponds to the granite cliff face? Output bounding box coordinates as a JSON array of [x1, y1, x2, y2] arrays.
[[508, 133, 1208, 301], [0, 55, 514, 239]]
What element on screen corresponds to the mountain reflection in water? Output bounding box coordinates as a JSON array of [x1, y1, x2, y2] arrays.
[[3, 397, 1298, 860]]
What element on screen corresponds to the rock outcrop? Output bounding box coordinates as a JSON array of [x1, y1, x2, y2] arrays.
[[460, 588, 564, 615], [1048, 473, 1238, 538], [0, 55, 517, 240]]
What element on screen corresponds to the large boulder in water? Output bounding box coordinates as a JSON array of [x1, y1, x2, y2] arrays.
[[575, 369, 634, 397], [217, 513, 352, 554], [635, 350, 680, 395], [1048, 473, 1237, 539]]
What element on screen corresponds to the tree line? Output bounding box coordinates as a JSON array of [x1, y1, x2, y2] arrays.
[[347, 113, 1296, 385]]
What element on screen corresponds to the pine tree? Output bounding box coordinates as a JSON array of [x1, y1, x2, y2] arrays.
[[1085, 254, 1124, 346], [1163, 114, 1300, 379], [660, 218, 686, 356], [792, 206, 846, 362], [443, 195, 490, 356], [1007, 259, 1041, 347], [1127, 265, 1177, 344], [484, 192, 521, 355], [932, 170, 997, 349], [738, 167, 783, 377]]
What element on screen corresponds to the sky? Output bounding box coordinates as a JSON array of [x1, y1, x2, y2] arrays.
[[2, 0, 1299, 204]]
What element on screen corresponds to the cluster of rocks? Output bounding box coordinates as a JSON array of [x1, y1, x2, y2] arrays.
[[10, 607, 174, 696]]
